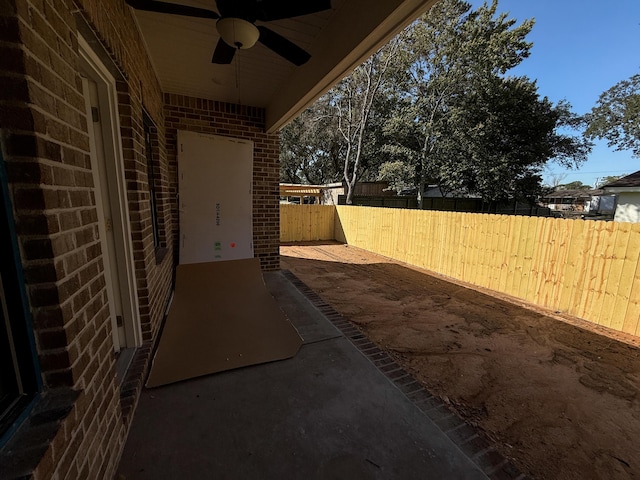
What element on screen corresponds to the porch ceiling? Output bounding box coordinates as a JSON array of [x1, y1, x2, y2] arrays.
[[130, 0, 437, 132]]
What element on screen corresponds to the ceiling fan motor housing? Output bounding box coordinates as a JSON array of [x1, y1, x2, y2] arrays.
[[217, 17, 260, 49]]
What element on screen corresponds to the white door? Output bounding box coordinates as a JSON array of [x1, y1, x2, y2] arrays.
[[79, 37, 142, 352], [178, 131, 254, 264]]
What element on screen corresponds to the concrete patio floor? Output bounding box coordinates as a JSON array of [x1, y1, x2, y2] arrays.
[[116, 271, 517, 479]]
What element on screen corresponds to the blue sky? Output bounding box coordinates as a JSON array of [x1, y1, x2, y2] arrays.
[[469, 0, 640, 187]]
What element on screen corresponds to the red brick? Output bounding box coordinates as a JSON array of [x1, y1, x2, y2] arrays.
[[0, 73, 29, 100], [0, 16, 20, 42], [37, 328, 68, 350]]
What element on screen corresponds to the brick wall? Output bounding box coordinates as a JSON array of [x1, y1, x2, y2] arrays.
[[164, 94, 281, 271], [116, 79, 173, 345], [0, 0, 173, 478], [0, 0, 282, 477]]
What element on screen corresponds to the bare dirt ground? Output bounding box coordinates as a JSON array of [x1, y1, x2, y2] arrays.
[[281, 242, 640, 480]]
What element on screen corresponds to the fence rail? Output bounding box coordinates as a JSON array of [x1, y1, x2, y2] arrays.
[[339, 195, 552, 216], [281, 204, 640, 337]]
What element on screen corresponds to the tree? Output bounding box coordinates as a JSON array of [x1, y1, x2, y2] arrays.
[[377, 160, 416, 193], [280, 38, 401, 202], [585, 74, 640, 157], [331, 37, 402, 204], [280, 0, 591, 202], [557, 181, 592, 190], [385, 0, 589, 203], [385, 0, 538, 205], [596, 174, 627, 188], [440, 79, 590, 201], [545, 172, 568, 189], [279, 96, 343, 184]]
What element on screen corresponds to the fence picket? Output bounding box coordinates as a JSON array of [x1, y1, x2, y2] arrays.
[[622, 224, 640, 335], [598, 222, 626, 328], [581, 222, 608, 322]]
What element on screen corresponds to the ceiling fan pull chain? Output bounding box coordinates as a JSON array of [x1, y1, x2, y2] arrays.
[[233, 20, 240, 49]]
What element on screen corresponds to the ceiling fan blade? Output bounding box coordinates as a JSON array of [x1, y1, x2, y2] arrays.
[[211, 38, 237, 64], [253, 0, 331, 21], [125, 0, 219, 19], [257, 26, 311, 66], [211, 0, 235, 18]]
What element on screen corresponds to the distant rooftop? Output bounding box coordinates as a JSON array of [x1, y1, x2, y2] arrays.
[[602, 170, 640, 188], [543, 189, 605, 199]]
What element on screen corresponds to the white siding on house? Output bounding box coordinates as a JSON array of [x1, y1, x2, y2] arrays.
[[322, 184, 344, 205], [614, 192, 640, 223]]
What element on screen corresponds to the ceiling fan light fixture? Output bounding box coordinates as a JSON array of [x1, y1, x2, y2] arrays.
[[216, 18, 259, 49]]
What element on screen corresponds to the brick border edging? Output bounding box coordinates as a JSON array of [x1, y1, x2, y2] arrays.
[[119, 343, 153, 424], [281, 269, 531, 480]]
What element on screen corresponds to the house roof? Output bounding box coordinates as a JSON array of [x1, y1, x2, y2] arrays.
[[130, 0, 437, 132], [542, 189, 605, 200], [602, 170, 640, 188]]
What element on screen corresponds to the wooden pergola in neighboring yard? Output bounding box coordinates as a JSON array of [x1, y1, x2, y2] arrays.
[[280, 184, 325, 203]]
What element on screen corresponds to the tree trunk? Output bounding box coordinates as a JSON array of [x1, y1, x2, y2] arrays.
[[345, 180, 354, 204], [417, 170, 426, 210]]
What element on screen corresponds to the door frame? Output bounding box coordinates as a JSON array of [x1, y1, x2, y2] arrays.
[[78, 36, 142, 350]]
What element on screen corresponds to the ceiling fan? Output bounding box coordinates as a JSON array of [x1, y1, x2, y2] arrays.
[[125, 0, 332, 66]]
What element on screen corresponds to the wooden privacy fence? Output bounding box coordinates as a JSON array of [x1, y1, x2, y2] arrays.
[[280, 204, 640, 337], [280, 204, 335, 242]]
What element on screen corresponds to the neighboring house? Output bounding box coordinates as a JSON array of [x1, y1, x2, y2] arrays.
[[602, 170, 640, 222], [540, 189, 606, 212], [0, 1, 432, 478], [279, 184, 324, 204], [585, 193, 616, 215], [324, 181, 393, 205], [322, 182, 344, 205]]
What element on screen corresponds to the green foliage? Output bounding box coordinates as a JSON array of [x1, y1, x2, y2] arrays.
[[586, 74, 640, 158], [279, 96, 343, 184], [280, 0, 592, 203], [557, 181, 592, 190], [280, 38, 401, 202], [596, 175, 626, 188], [436, 77, 590, 201], [330, 38, 402, 203], [377, 160, 416, 193], [386, 0, 589, 202]]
